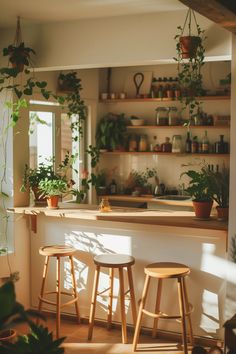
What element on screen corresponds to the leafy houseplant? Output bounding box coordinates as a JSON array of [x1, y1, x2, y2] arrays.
[[174, 9, 206, 120], [3, 42, 35, 73], [96, 113, 127, 151], [0, 281, 65, 353], [38, 178, 68, 209], [21, 162, 56, 204], [127, 168, 157, 195], [181, 167, 214, 219], [209, 166, 230, 220]]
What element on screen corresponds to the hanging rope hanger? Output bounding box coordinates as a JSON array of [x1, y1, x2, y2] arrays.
[[14, 16, 22, 46]]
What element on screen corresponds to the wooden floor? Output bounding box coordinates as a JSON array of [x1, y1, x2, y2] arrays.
[[15, 316, 192, 354]]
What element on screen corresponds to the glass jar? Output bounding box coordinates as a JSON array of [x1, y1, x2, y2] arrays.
[[168, 107, 178, 126], [156, 107, 169, 126], [129, 134, 138, 152], [139, 135, 148, 151], [172, 135, 183, 153]]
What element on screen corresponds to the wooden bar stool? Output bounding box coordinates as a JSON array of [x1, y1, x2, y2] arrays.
[[38, 245, 80, 338], [133, 262, 194, 354], [88, 254, 137, 344]]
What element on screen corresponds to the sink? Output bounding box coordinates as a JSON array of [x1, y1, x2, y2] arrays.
[[154, 195, 191, 201]]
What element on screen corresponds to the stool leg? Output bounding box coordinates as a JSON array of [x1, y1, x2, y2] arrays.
[[56, 256, 61, 339], [69, 255, 80, 324], [152, 278, 163, 338], [177, 277, 188, 354], [127, 265, 137, 325], [88, 265, 100, 340], [38, 256, 50, 321], [183, 277, 194, 345], [132, 274, 151, 351], [107, 267, 114, 330], [119, 267, 127, 344]]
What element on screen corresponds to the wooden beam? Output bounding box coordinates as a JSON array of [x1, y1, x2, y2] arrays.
[[179, 0, 236, 34]]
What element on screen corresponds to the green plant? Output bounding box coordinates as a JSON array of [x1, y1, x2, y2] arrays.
[[174, 9, 206, 120], [96, 113, 127, 150], [20, 162, 56, 193], [181, 167, 214, 202], [0, 323, 65, 354], [0, 281, 65, 354], [38, 178, 68, 197], [130, 168, 157, 189], [209, 166, 229, 208], [3, 42, 35, 71]]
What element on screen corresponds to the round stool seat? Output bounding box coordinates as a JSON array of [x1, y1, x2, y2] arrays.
[[39, 245, 76, 257], [145, 262, 190, 278], [94, 254, 135, 268]]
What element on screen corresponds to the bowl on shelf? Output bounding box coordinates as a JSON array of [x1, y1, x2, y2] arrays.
[[130, 118, 145, 126]]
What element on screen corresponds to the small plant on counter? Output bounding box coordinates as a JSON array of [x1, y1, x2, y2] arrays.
[[209, 166, 230, 220], [181, 166, 214, 219], [127, 168, 157, 195], [38, 178, 68, 209]]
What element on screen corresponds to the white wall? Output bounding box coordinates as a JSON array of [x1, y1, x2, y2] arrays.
[[0, 11, 231, 70]]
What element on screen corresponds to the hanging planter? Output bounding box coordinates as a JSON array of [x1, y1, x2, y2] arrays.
[[176, 9, 204, 59], [3, 17, 35, 72]]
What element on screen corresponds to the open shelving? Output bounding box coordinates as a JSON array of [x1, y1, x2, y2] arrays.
[[101, 151, 230, 157], [99, 96, 230, 103]]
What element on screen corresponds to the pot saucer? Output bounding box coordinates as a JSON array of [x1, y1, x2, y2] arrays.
[[46, 206, 59, 210], [194, 217, 211, 221]]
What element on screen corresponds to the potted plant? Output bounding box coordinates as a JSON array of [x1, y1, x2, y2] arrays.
[[96, 113, 127, 151], [3, 42, 35, 72], [174, 9, 206, 120], [38, 178, 68, 209], [20, 162, 56, 205], [127, 168, 158, 195], [210, 166, 230, 221], [181, 166, 214, 219], [0, 281, 65, 353]]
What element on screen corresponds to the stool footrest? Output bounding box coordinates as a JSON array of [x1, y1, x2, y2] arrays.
[[39, 291, 79, 308], [142, 302, 193, 320]]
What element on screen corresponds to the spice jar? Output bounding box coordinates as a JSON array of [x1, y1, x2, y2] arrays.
[[156, 107, 169, 126], [139, 135, 148, 151]]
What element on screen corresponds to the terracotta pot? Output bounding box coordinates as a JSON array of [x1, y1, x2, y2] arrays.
[[47, 195, 59, 209], [179, 36, 201, 59], [216, 206, 229, 221], [0, 329, 17, 344], [192, 200, 213, 219]]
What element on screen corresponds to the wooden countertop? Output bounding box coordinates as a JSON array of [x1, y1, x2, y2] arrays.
[[99, 194, 193, 206], [8, 204, 227, 232]]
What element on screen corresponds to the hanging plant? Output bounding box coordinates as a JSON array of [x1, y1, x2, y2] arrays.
[[174, 9, 206, 121], [3, 17, 35, 72]]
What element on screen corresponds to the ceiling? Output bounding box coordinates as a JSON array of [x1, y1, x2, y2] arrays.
[[0, 0, 186, 28]]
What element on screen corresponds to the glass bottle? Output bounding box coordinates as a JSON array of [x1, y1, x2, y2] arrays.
[[139, 135, 148, 151], [156, 107, 169, 126], [109, 179, 117, 195], [191, 136, 199, 154], [172, 135, 182, 153], [99, 197, 111, 212], [201, 131, 209, 153], [215, 135, 227, 154], [161, 137, 172, 152], [185, 131, 192, 153]]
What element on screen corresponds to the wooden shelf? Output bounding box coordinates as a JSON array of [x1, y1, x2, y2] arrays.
[[101, 151, 230, 157], [127, 125, 230, 129], [99, 96, 230, 103]]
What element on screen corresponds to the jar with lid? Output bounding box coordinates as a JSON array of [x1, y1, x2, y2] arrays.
[[168, 107, 178, 126], [156, 107, 169, 126], [139, 134, 148, 151], [172, 135, 183, 153]]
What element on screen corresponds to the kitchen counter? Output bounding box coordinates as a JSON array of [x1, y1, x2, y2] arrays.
[[9, 204, 227, 232], [99, 194, 193, 206]]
